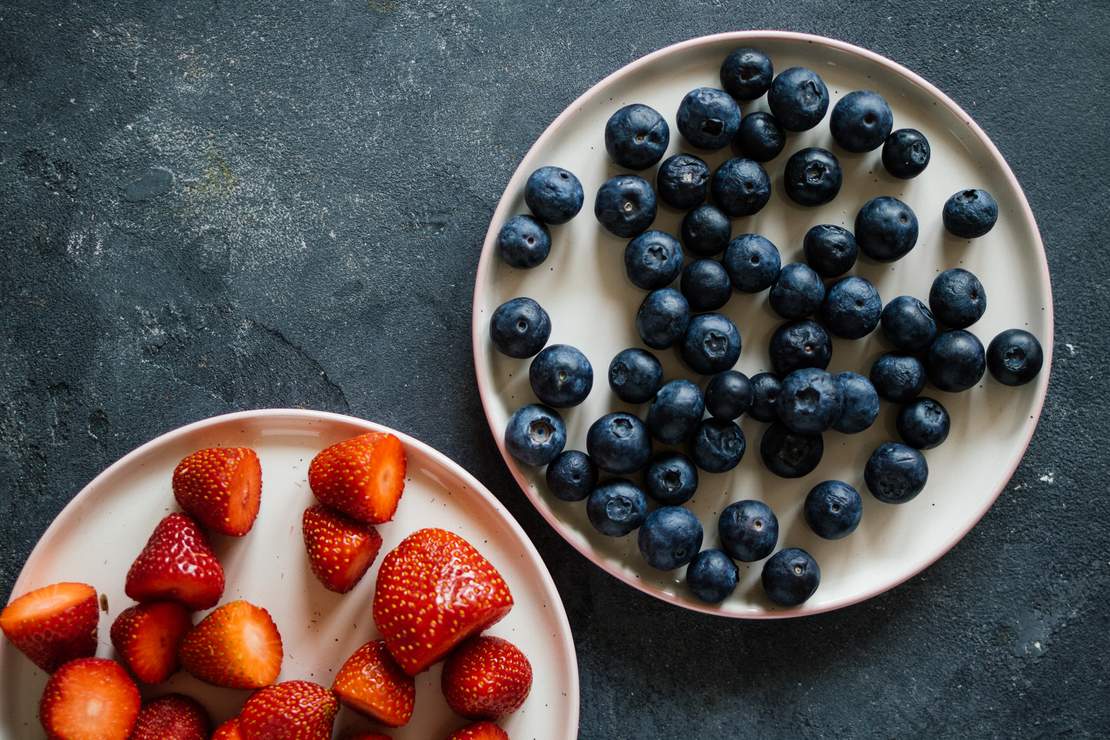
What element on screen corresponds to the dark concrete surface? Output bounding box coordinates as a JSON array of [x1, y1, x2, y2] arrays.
[[2, 1, 1108, 737]]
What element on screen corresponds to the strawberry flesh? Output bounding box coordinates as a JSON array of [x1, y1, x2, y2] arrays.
[[308, 432, 407, 523], [302, 504, 383, 593], [332, 639, 414, 727], [179, 600, 282, 689], [110, 601, 192, 684], [125, 513, 225, 610], [238, 680, 338, 740], [131, 693, 211, 740], [39, 657, 141, 740], [442, 635, 532, 720], [0, 581, 98, 673], [173, 447, 263, 536]]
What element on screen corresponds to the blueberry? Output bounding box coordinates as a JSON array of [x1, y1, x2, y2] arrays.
[[686, 549, 739, 604], [769, 320, 832, 376], [927, 330, 986, 392], [505, 404, 566, 466], [803, 224, 858, 278], [762, 548, 820, 606], [680, 313, 742, 375], [489, 297, 551, 358], [855, 196, 918, 262], [657, 154, 710, 210], [832, 371, 879, 434], [719, 500, 778, 562], [830, 90, 893, 153], [880, 295, 937, 352], [720, 47, 773, 100], [777, 368, 843, 434], [865, 442, 928, 504], [897, 397, 950, 449], [608, 348, 664, 404], [604, 103, 670, 170], [680, 259, 732, 311], [804, 480, 863, 539], [784, 147, 842, 207], [929, 268, 986, 328], [943, 188, 998, 238], [749, 372, 782, 423], [529, 344, 593, 407], [768, 67, 829, 131], [497, 214, 551, 268], [712, 158, 772, 217], [587, 479, 648, 536], [680, 204, 732, 257], [987, 329, 1044, 386], [705, 370, 753, 420], [525, 166, 583, 225], [624, 229, 684, 289], [545, 450, 598, 502], [882, 128, 930, 179], [586, 412, 652, 474], [731, 112, 785, 164], [647, 379, 705, 444], [638, 506, 704, 570], [595, 174, 657, 238], [644, 452, 699, 505], [722, 240, 782, 302], [690, 418, 746, 473], [636, 288, 690, 349], [870, 352, 926, 403], [676, 86, 741, 150], [821, 276, 882, 339], [760, 422, 823, 478], [769, 263, 825, 320]]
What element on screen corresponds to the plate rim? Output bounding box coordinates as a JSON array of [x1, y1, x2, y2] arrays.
[[4, 408, 580, 734], [470, 30, 1054, 619]]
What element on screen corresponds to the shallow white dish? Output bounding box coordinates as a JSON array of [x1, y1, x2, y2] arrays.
[[0, 409, 579, 738], [472, 32, 1053, 618]]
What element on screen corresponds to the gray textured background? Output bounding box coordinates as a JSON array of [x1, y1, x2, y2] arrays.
[[2, 1, 1108, 737]]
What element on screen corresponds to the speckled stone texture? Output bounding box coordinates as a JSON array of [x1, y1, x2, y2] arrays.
[[1, 1, 1108, 737]]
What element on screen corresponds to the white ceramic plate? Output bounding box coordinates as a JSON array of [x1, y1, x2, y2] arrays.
[[0, 409, 579, 738], [472, 32, 1052, 618]]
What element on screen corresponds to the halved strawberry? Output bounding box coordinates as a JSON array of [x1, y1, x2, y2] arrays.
[[212, 717, 244, 740], [303, 504, 383, 593], [238, 680, 338, 740], [308, 432, 406, 523], [110, 601, 192, 684], [442, 635, 532, 720], [372, 528, 513, 675], [446, 722, 509, 740], [0, 581, 98, 672], [125, 513, 225, 610], [131, 693, 211, 740], [331, 639, 414, 727], [173, 447, 263, 536], [179, 600, 282, 689], [39, 657, 141, 740]]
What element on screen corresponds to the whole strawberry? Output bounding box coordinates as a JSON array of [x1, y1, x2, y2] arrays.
[[110, 601, 193, 684], [212, 717, 244, 739], [179, 600, 282, 689], [373, 528, 513, 675], [39, 657, 141, 739], [0, 581, 98, 672], [173, 447, 263, 536], [125, 513, 225, 610], [308, 432, 406, 523], [332, 639, 414, 727], [238, 680, 338, 740], [302, 504, 383, 593], [442, 635, 532, 720], [446, 722, 509, 740], [131, 693, 211, 740]]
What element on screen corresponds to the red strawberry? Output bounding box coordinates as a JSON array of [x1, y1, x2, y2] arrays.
[[109, 601, 192, 684], [131, 693, 211, 740], [442, 635, 532, 720], [331, 639, 414, 727], [308, 432, 407, 523], [344, 733, 392, 740], [39, 657, 141, 739], [178, 600, 282, 689], [125, 513, 225, 610], [446, 722, 509, 740], [0, 581, 98, 672], [302, 504, 383, 593], [212, 717, 245, 740], [372, 528, 513, 675], [238, 680, 338, 740], [173, 447, 263, 536]]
